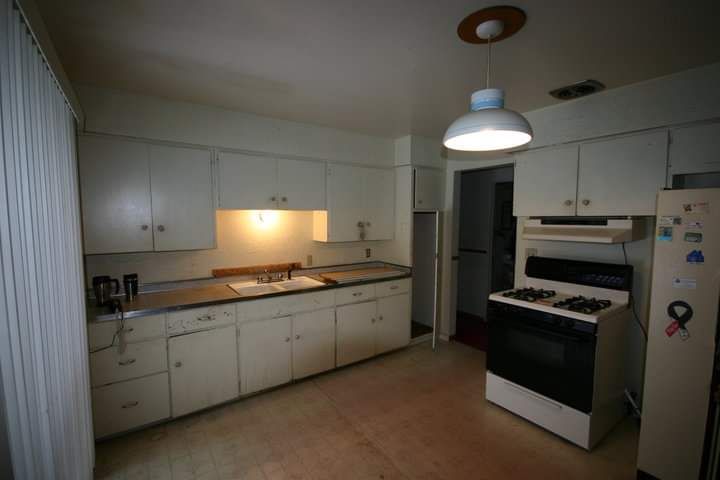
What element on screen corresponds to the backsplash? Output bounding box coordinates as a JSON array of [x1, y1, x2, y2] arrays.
[[84, 210, 394, 284]]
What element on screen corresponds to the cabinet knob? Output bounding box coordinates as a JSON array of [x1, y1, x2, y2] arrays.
[[174, 361, 182, 368], [157, 225, 165, 232], [281, 196, 288, 202], [118, 358, 136, 366], [366, 221, 371, 227], [582, 199, 591, 206], [563, 199, 573, 206], [357, 221, 365, 228], [270, 196, 277, 202], [285, 337, 291, 342], [371, 318, 376, 323], [295, 334, 300, 340], [418, 200, 423, 204], [378, 315, 384, 321], [141, 224, 149, 231]]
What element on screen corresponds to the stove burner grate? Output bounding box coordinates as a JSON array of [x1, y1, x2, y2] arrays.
[[502, 288, 557, 302], [553, 296, 612, 314]]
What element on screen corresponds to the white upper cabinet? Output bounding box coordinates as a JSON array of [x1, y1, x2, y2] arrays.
[[218, 152, 326, 210], [577, 131, 667, 216], [277, 158, 326, 210], [669, 122, 720, 177], [514, 145, 579, 217], [79, 136, 154, 254], [314, 164, 394, 242], [168, 325, 239, 417], [218, 152, 277, 210], [514, 131, 668, 217], [413, 167, 444, 210], [363, 167, 395, 240], [149, 145, 215, 251], [78, 136, 215, 254]]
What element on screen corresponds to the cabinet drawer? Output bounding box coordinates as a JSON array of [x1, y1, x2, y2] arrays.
[[88, 314, 166, 350], [91, 372, 170, 439], [90, 338, 167, 387], [167, 304, 235, 335], [335, 284, 376, 305], [238, 291, 334, 322], [375, 278, 411, 297]]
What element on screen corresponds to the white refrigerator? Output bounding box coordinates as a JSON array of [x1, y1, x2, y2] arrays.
[[638, 188, 720, 480]]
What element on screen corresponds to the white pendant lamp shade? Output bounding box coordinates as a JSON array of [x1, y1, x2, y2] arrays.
[[444, 88, 532, 151]]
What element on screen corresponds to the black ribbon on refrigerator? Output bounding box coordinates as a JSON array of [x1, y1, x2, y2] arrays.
[[667, 300, 693, 329]]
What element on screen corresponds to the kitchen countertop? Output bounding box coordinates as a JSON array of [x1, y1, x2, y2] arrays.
[[88, 263, 411, 322]]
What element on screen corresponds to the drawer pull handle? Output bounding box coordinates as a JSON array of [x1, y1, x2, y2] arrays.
[[118, 358, 136, 366], [389, 286, 399, 290], [123, 327, 135, 333], [197, 314, 215, 322], [121, 401, 139, 409], [352, 292, 363, 297]]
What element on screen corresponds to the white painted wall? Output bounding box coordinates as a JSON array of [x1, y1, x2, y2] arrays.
[[438, 62, 720, 397], [394, 134, 445, 168], [77, 86, 412, 282]]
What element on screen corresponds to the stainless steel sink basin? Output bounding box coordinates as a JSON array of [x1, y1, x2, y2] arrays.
[[227, 276, 325, 297]]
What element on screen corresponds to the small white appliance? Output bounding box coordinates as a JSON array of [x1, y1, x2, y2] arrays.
[[485, 256, 633, 449]]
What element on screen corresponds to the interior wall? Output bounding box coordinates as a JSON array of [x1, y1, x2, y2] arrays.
[[0, 369, 12, 480], [457, 167, 514, 318], [85, 210, 396, 284]]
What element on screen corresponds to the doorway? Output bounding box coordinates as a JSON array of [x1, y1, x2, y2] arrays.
[[454, 166, 515, 350], [412, 211, 440, 345]]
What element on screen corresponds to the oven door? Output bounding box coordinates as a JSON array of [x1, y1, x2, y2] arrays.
[[487, 301, 597, 413]]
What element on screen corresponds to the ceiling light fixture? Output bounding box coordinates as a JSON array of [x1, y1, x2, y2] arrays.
[[443, 6, 533, 152]]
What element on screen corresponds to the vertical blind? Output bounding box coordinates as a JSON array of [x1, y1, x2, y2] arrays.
[[0, 0, 93, 478]]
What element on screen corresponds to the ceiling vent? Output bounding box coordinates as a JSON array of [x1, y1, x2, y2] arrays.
[[549, 79, 605, 100]]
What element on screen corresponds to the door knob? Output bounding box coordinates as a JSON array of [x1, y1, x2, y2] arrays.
[[582, 199, 591, 206], [157, 225, 165, 232]]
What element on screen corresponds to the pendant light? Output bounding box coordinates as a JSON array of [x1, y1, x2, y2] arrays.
[[444, 6, 532, 152]]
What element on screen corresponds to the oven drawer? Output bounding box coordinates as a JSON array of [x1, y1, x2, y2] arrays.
[[91, 372, 170, 439]]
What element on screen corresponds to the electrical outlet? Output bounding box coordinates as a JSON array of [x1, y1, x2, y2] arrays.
[[365, 248, 372, 258], [306, 254, 313, 266], [525, 248, 538, 259]]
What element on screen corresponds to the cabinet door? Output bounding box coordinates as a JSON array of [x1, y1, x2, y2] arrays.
[[577, 131, 667, 216], [414, 168, 443, 210], [376, 294, 411, 354], [149, 145, 215, 251], [292, 308, 335, 379], [363, 167, 395, 240], [218, 152, 278, 209], [277, 158, 326, 210], [326, 164, 364, 241], [168, 325, 239, 417], [336, 301, 377, 367], [669, 123, 720, 177], [78, 136, 153, 254], [513, 146, 579, 216], [239, 316, 292, 395]]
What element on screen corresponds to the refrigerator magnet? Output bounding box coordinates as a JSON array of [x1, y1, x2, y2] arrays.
[[658, 216, 681, 226], [686, 250, 705, 264], [672, 277, 697, 289], [686, 220, 703, 229], [682, 202, 710, 214], [657, 226, 673, 241], [684, 232, 703, 243]]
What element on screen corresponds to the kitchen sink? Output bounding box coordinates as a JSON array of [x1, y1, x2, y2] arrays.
[[227, 276, 325, 297]]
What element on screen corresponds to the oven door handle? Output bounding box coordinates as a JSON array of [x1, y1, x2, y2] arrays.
[[505, 320, 590, 343]]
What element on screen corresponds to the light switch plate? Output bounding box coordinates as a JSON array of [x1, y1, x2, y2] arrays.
[[306, 254, 313, 266]]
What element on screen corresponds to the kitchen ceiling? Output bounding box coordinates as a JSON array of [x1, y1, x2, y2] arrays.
[[36, 0, 720, 138]]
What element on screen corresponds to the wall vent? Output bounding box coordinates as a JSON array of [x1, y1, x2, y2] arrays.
[[549, 79, 605, 100]]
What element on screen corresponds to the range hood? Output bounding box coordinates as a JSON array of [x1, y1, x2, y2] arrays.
[[521, 218, 644, 244]]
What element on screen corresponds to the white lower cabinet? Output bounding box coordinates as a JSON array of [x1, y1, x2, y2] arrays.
[[169, 325, 239, 417], [292, 308, 336, 379], [91, 372, 170, 439], [239, 316, 292, 395], [336, 301, 377, 367], [375, 294, 411, 354], [90, 338, 167, 387]]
